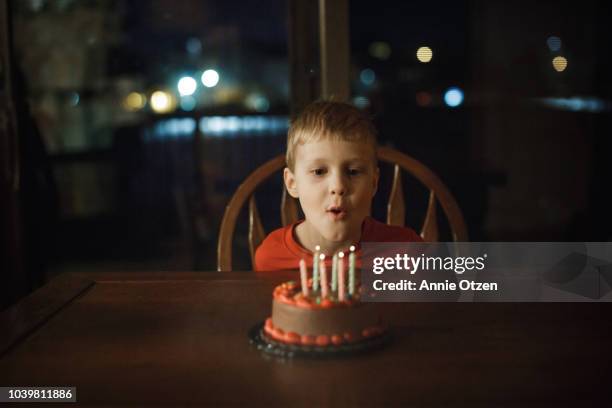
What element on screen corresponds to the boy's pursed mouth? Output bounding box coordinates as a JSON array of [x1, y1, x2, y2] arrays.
[[326, 205, 347, 220]]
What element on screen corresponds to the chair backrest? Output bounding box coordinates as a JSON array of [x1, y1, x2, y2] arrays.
[[217, 146, 468, 271]]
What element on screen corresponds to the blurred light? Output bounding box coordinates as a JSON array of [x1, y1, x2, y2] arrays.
[[201, 69, 220, 87], [177, 76, 197, 96], [180, 95, 197, 111], [245, 93, 270, 112], [360, 69, 376, 86], [352, 96, 370, 109], [198, 116, 289, 137], [152, 118, 196, 140], [207, 117, 225, 133], [416, 46, 433, 63], [369, 42, 391, 60], [186, 37, 202, 55], [444, 87, 464, 107], [214, 87, 243, 104], [416, 91, 432, 107], [123, 92, 146, 111], [538, 96, 609, 113], [150, 90, 175, 114], [226, 116, 241, 132], [546, 36, 562, 52], [242, 117, 258, 131], [552, 56, 568, 72], [69, 92, 80, 106]]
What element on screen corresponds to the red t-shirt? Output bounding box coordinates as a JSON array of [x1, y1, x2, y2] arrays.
[[254, 217, 423, 271]]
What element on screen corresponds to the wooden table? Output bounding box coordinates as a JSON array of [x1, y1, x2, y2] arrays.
[[1, 271, 611, 406]]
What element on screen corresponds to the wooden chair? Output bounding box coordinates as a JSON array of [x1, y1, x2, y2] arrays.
[[217, 146, 468, 271]]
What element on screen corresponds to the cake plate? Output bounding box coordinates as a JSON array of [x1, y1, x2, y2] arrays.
[[248, 322, 391, 359]]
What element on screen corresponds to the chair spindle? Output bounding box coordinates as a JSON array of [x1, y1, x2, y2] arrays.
[[420, 190, 439, 241], [387, 164, 406, 226], [248, 195, 266, 263], [281, 188, 299, 226]]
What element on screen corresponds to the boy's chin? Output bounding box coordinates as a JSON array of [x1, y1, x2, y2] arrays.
[[320, 229, 352, 244], [317, 219, 365, 244]]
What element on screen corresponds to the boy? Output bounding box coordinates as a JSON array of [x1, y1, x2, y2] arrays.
[[255, 101, 422, 271]]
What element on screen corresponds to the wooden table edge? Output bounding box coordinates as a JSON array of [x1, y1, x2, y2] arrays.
[[0, 273, 95, 357], [0, 270, 295, 357]]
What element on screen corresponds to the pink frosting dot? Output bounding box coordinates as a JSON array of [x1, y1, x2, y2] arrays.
[[315, 335, 330, 346], [331, 335, 344, 345], [301, 335, 316, 346]]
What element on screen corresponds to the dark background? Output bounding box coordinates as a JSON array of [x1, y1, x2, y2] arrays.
[[2, 0, 611, 309]]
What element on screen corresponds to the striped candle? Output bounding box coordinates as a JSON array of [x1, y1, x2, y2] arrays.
[[299, 258, 309, 296], [331, 253, 338, 292], [348, 245, 356, 296], [313, 245, 320, 291], [319, 254, 328, 298], [338, 252, 346, 301]]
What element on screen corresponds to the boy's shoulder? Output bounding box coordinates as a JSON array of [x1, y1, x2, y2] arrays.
[[254, 223, 303, 271], [260, 224, 288, 245], [362, 217, 423, 242]]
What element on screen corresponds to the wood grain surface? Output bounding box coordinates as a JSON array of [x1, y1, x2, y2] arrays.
[[1, 271, 611, 406]]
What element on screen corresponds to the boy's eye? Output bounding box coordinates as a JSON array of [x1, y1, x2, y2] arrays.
[[312, 168, 326, 176], [348, 168, 362, 176]]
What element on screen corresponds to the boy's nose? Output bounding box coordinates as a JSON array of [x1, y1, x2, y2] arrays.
[[329, 174, 346, 195], [331, 186, 345, 195]]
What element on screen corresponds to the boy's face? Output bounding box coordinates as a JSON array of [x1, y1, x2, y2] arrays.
[[284, 139, 379, 245]]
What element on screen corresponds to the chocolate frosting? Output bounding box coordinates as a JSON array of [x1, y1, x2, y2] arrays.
[[271, 299, 381, 337]]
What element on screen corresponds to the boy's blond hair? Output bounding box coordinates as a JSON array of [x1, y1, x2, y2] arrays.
[[286, 101, 378, 171]]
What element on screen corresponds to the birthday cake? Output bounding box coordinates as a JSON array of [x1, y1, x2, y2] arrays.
[[262, 251, 386, 347]]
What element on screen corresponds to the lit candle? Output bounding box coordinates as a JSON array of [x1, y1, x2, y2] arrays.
[[349, 245, 356, 296], [338, 252, 346, 301], [313, 245, 320, 291], [320, 254, 328, 298], [331, 252, 338, 292], [299, 258, 309, 297]]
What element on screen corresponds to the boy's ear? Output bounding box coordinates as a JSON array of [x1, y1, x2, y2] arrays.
[[372, 166, 380, 197], [284, 167, 299, 198]]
